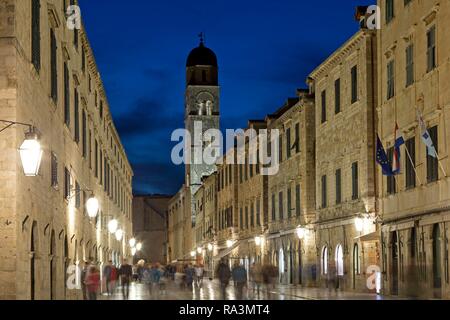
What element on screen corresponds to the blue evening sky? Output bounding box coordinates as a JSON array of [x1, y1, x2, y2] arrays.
[[78, 0, 366, 195]]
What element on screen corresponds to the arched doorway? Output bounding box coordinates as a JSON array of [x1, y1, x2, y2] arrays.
[[353, 243, 360, 289], [30, 222, 38, 300], [321, 246, 328, 276], [432, 224, 442, 298], [391, 231, 399, 295], [50, 230, 57, 300], [278, 248, 284, 284], [335, 245, 344, 289], [63, 236, 69, 299], [289, 249, 294, 285], [298, 241, 303, 285]]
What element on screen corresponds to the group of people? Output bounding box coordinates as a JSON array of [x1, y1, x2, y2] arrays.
[[141, 263, 167, 296], [80, 259, 134, 300], [216, 259, 279, 300], [179, 263, 205, 290]]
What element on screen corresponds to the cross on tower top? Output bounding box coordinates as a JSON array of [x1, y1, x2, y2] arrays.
[[198, 32, 205, 46]]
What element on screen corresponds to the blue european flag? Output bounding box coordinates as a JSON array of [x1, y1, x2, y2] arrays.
[[376, 135, 394, 176]]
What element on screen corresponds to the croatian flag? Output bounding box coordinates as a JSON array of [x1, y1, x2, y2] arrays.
[[392, 123, 404, 175]]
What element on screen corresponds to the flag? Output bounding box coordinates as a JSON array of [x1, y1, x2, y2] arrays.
[[376, 135, 394, 176], [392, 123, 405, 174], [417, 110, 438, 158]]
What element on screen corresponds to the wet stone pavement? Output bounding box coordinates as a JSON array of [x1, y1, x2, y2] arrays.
[[98, 279, 400, 300]]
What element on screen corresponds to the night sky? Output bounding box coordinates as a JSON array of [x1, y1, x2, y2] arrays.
[[78, 0, 365, 196]]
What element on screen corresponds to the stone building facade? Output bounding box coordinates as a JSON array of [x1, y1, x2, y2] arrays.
[[266, 93, 316, 287], [0, 0, 133, 300], [376, 0, 450, 299], [167, 186, 190, 264], [132, 195, 171, 265], [308, 29, 378, 293]]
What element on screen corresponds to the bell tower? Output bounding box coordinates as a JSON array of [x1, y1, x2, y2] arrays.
[[185, 35, 220, 225]]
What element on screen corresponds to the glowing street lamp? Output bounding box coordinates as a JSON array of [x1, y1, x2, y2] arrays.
[[129, 238, 136, 248], [136, 242, 143, 251], [226, 240, 234, 248], [19, 128, 43, 177], [197, 247, 202, 254], [296, 227, 307, 240], [207, 243, 213, 252], [255, 236, 262, 246], [355, 217, 364, 232], [190, 251, 196, 257], [108, 219, 118, 234], [86, 195, 99, 218], [115, 229, 123, 241], [131, 247, 137, 256]]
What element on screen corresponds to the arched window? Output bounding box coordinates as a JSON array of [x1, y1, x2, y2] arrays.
[[321, 246, 328, 275], [30, 222, 38, 300], [50, 230, 57, 300], [433, 224, 442, 293], [336, 245, 344, 276], [353, 243, 361, 275]]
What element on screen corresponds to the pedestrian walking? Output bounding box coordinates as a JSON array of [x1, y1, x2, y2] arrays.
[[86, 266, 100, 300], [80, 260, 91, 300], [194, 264, 204, 288], [216, 259, 231, 300], [143, 263, 153, 295], [185, 264, 195, 290], [232, 262, 247, 300], [249, 263, 263, 299], [119, 259, 133, 300], [103, 260, 113, 296]]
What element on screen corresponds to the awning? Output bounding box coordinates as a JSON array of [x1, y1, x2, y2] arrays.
[[354, 232, 380, 242], [213, 241, 242, 261]]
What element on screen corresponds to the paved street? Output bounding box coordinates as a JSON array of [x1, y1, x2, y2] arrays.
[[99, 280, 400, 301]]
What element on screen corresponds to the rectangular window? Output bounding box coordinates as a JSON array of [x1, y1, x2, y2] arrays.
[[89, 129, 92, 169], [405, 138, 416, 189], [74, 88, 79, 143], [279, 134, 283, 163], [427, 26, 436, 72], [51, 152, 58, 188], [351, 66, 358, 103], [50, 28, 57, 102], [321, 90, 327, 123], [64, 167, 71, 200], [295, 184, 301, 217], [278, 191, 284, 220], [406, 44, 414, 87], [427, 126, 439, 183], [335, 169, 342, 205], [75, 181, 80, 209], [256, 199, 261, 226], [64, 62, 70, 125], [95, 140, 98, 178], [386, 0, 395, 24], [387, 60, 395, 100], [387, 148, 396, 195], [31, 0, 41, 71], [82, 45, 86, 73], [82, 110, 87, 158], [99, 150, 103, 185], [352, 162, 359, 200], [240, 208, 243, 229], [245, 206, 249, 229], [287, 187, 292, 218], [295, 123, 300, 153], [321, 175, 327, 208], [100, 100, 103, 119], [74, 27, 78, 49], [335, 78, 341, 114], [286, 128, 291, 159], [250, 203, 255, 227], [271, 194, 276, 221]]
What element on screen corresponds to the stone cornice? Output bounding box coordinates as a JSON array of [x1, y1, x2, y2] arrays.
[[309, 30, 374, 81]]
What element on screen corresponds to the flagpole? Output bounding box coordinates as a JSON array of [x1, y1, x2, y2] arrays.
[[404, 146, 422, 186], [435, 150, 447, 178]]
